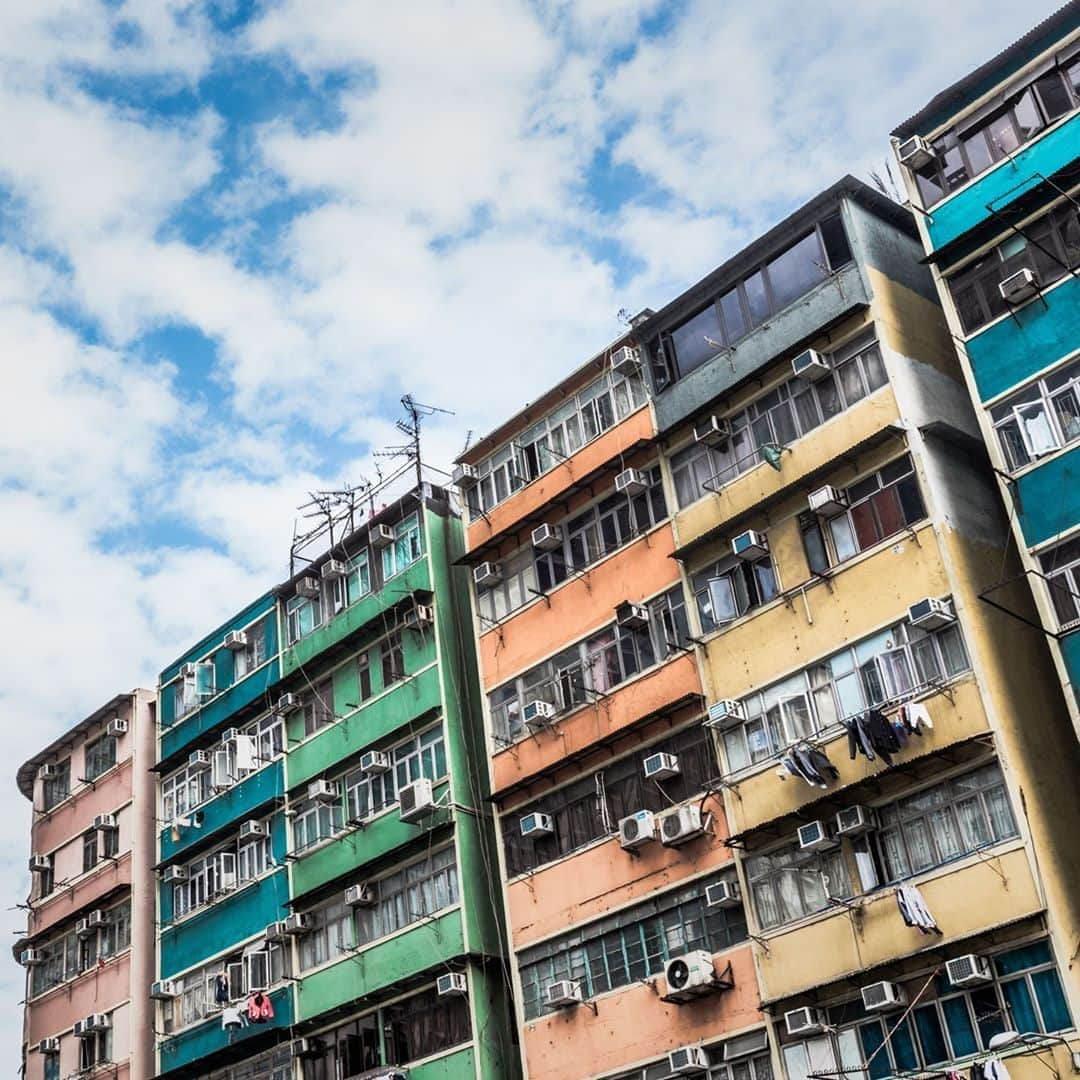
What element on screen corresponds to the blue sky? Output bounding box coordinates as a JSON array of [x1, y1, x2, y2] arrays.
[[0, 0, 1064, 1061]]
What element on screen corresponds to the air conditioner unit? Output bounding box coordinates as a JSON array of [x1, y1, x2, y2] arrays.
[[531, 523, 563, 551], [179, 662, 198, 679], [37, 763, 60, 781], [999, 267, 1039, 304], [611, 344, 641, 376], [669, 1046, 710, 1075], [643, 752, 680, 781], [38, 1038, 60, 1054], [658, 804, 706, 847], [277, 693, 301, 713], [437, 972, 469, 997], [545, 979, 584, 1009], [808, 485, 848, 517], [862, 980, 908, 1012], [222, 630, 248, 652], [785, 1007, 825, 1036], [281, 913, 310, 935], [908, 597, 955, 629], [705, 700, 745, 729], [239, 820, 268, 840], [792, 348, 831, 381], [399, 777, 436, 823], [291, 1038, 321, 1060], [76, 915, 98, 938], [473, 562, 502, 588], [836, 805, 876, 836], [402, 604, 434, 629], [264, 921, 285, 941], [520, 812, 554, 838], [345, 883, 375, 907], [89, 1013, 111, 1032], [93, 813, 118, 831], [105, 717, 128, 737], [29, 855, 51, 874], [307, 779, 340, 804], [694, 415, 730, 447], [188, 749, 212, 770], [797, 820, 836, 852], [618, 809, 656, 851], [163, 865, 187, 884], [72, 1018, 91, 1038], [295, 575, 320, 598], [359, 750, 391, 774], [320, 559, 347, 581], [371, 524, 395, 549], [20, 948, 43, 966], [523, 699, 556, 730], [946, 954, 992, 987], [615, 468, 648, 496], [220, 727, 241, 743], [706, 880, 741, 909], [664, 950, 718, 1002], [452, 463, 479, 489], [732, 529, 769, 560], [897, 135, 936, 171], [615, 601, 650, 628], [150, 979, 179, 1000]]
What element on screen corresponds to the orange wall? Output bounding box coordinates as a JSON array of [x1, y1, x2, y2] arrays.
[[479, 525, 680, 687], [32, 759, 132, 854]]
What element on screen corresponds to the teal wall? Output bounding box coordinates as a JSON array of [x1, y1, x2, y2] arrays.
[[1015, 444, 1080, 547], [1060, 630, 1080, 711]]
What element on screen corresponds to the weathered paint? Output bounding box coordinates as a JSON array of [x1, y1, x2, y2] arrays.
[[1014, 443, 1080, 547]]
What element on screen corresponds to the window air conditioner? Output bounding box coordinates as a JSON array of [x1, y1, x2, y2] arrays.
[[151, 979, 179, 1000], [946, 954, 992, 987], [307, 779, 340, 804], [402, 604, 434, 629], [520, 812, 554, 838], [545, 979, 584, 1009], [797, 820, 837, 852], [222, 630, 248, 652], [163, 865, 187, 884], [37, 763, 60, 780], [658, 804, 706, 847], [836, 805, 876, 836], [264, 921, 285, 941], [105, 717, 128, 737], [731, 529, 769, 560], [76, 916, 98, 939], [668, 1046, 710, 1075], [29, 855, 51, 874], [239, 820, 268, 840], [808, 485, 848, 517], [999, 268, 1039, 304], [20, 948, 43, 966], [73, 1018, 92, 1038], [345, 883, 375, 907], [179, 662, 198, 679], [706, 700, 744, 728], [93, 813, 118, 831], [615, 468, 648, 496], [281, 913, 310, 935], [618, 810, 656, 851], [862, 980, 907, 1012], [359, 750, 391, 774], [897, 135, 936, 171], [292, 1038, 321, 1060], [908, 597, 955, 629], [220, 727, 241, 743], [277, 693, 301, 714], [398, 777, 436, 823], [694, 415, 730, 447], [473, 562, 502, 588], [38, 1038, 61, 1054], [643, 752, 680, 781], [531, 523, 563, 551], [86, 1014, 110, 1032], [452, 463, 478, 490], [706, 880, 741, 909], [319, 560, 347, 582], [188, 749, 212, 770], [371, 523, 395, 548], [295, 575, 320, 599], [437, 972, 469, 997], [664, 950, 719, 1003], [792, 348, 831, 381], [785, 1007, 825, 1036], [523, 699, 556, 730], [615, 601, 650, 628], [611, 345, 641, 377]]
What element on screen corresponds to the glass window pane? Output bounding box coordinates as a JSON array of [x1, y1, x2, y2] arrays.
[[744, 271, 771, 327], [1036, 72, 1072, 122], [720, 288, 748, 342], [766, 232, 827, 310], [671, 306, 724, 377], [963, 129, 995, 174], [1032, 969, 1072, 1031], [942, 997, 978, 1056], [1013, 89, 1045, 141], [915, 1005, 950, 1065]]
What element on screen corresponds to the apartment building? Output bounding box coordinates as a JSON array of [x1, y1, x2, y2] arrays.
[[891, 2, 1080, 731], [16, 690, 157, 1080]]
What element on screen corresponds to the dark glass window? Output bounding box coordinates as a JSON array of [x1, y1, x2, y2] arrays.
[[767, 231, 828, 309], [671, 305, 724, 377]]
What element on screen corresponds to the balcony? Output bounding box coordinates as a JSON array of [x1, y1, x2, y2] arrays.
[[520, 945, 759, 1080], [754, 843, 1040, 1002], [159, 761, 285, 864], [491, 653, 703, 796], [295, 908, 464, 1022], [280, 558, 433, 678], [925, 114, 1080, 253], [156, 986, 293, 1077], [160, 869, 290, 978], [289, 780, 453, 900], [285, 665, 442, 791], [1013, 443, 1080, 548]]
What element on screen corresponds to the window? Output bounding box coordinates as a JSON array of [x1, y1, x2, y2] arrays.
[[41, 759, 70, 810], [286, 592, 323, 645], [79, 1023, 112, 1070], [991, 357, 1080, 471], [172, 848, 240, 919], [237, 832, 273, 883], [346, 549, 372, 604], [343, 725, 447, 822], [670, 337, 887, 506], [518, 873, 746, 1019], [357, 651, 373, 702], [355, 846, 459, 944], [100, 900, 131, 958], [302, 678, 335, 737], [1040, 534, 1080, 629], [613, 1044, 772, 1080], [29, 901, 131, 997], [234, 618, 268, 679], [292, 797, 344, 853], [83, 831, 98, 873], [174, 669, 198, 720], [298, 897, 355, 972], [44, 1052, 59, 1080], [479, 548, 540, 624], [101, 827, 119, 859], [381, 513, 423, 579], [718, 617, 970, 773], [84, 734, 117, 782], [381, 630, 405, 686], [747, 842, 852, 929], [164, 946, 283, 1035], [692, 548, 778, 632]]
